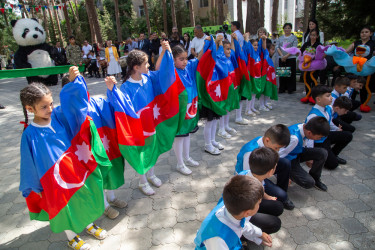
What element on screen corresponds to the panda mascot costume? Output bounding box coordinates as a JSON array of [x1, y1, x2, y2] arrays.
[[11, 18, 58, 86]]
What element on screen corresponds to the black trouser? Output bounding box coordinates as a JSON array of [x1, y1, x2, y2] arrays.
[[350, 100, 361, 111], [315, 131, 353, 170], [359, 73, 375, 103], [274, 158, 291, 192], [332, 117, 356, 133], [290, 147, 328, 188], [279, 58, 296, 93], [250, 199, 283, 234], [88, 61, 99, 77]]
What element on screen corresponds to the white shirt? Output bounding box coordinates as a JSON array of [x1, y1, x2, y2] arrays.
[[303, 31, 325, 45], [331, 89, 342, 105], [203, 206, 263, 249], [234, 30, 244, 48], [190, 34, 208, 56], [82, 44, 92, 56], [128, 75, 148, 86], [306, 104, 339, 131]]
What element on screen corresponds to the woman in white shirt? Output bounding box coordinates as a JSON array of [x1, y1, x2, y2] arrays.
[[302, 19, 324, 45]]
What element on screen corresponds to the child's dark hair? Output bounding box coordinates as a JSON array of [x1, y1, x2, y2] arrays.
[[267, 42, 275, 51], [222, 40, 231, 47], [311, 85, 332, 100], [223, 175, 264, 216], [231, 21, 241, 30], [125, 50, 148, 81], [309, 29, 319, 37], [346, 73, 358, 80], [361, 25, 373, 33], [250, 39, 259, 44], [357, 76, 366, 84], [264, 124, 291, 146], [172, 44, 186, 58], [69, 35, 75, 40], [249, 147, 279, 176], [20, 83, 52, 129], [305, 116, 330, 137], [334, 76, 350, 87], [333, 96, 352, 110], [61, 76, 70, 87]]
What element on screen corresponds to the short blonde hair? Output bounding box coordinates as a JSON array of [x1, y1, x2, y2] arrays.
[[257, 27, 268, 37]]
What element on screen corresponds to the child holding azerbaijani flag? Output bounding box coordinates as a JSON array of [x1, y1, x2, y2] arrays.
[[20, 67, 110, 250], [109, 41, 187, 196], [171, 44, 203, 175]]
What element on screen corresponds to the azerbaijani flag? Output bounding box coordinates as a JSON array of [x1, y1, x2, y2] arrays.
[[232, 38, 251, 100], [176, 59, 199, 135], [88, 97, 125, 190], [243, 40, 265, 96], [259, 47, 278, 100], [197, 36, 238, 116], [108, 51, 188, 174], [20, 76, 112, 233]]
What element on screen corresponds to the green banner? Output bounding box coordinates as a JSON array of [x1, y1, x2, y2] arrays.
[[0, 65, 85, 79], [182, 25, 231, 39]]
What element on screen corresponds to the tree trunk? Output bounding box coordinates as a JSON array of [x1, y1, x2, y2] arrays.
[[188, 0, 195, 27], [210, 0, 215, 24], [51, 0, 64, 44], [86, 0, 103, 44], [217, 0, 224, 25], [46, 0, 57, 41], [303, 0, 311, 32], [31, 0, 35, 18], [259, 0, 264, 27], [237, 0, 243, 33], [42, 4, 50, 42], [142, 0, 151, 34], [62, 0, 72, 38], [170, 0, 177, 30], [85, 1, 97, 43], [271, 0, 279, 33], [69, 1, 79, 22], [246, 0, 259, 35], [162, 0, 168, 34], [310, 0, 317, 20], [2, 7, 8, 26], [114, 0, 122, 41]]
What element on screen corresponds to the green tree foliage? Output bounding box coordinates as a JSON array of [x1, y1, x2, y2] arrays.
[[97, 6, 116, 41], [0, 12, 18, 52], [317, 0, 375, 41]]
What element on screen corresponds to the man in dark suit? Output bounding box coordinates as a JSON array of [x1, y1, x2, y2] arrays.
[[138, 33, 152, 68], [52, 41, 67, 78]]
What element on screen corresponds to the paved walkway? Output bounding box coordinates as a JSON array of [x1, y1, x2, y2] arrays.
[[0, 76, 374, 250]]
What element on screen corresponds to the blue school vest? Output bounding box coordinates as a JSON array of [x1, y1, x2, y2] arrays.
[[285, 124, 304, 161], [305, 106, 332, 143], [235, 136, 262, 174], [194, 200, 242, 250], [331, 91, 341, 100]]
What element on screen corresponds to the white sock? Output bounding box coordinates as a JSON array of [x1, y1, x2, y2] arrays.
[[86, 223, 94, 230], [173, 137, 184, 165], [224, 113, 231, 130], [211, 120, 218, 143], [259, 95, 265, 108], [147, 167, 155, 177], [265, 96, 270, 106], [104, 191, 110, 208], [182, 136, 191, 160], [246, 100, 251, 112], [251, 95, 256, 110], [219, 116, 226, 132], [65, 230, 77, 241], [106, 190, 116, 202], [204, 120, 213, 146], [236, 101, 243, 120], [139, 174, 148, 185]]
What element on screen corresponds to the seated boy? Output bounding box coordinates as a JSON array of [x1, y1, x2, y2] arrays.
[[280, 117, 330, 191], [332, 96, 356, 133], [306, 85, 353, 169], [235, 124, 294, 210], [239, 147, 283, 235], [331, 76, 350, 105], [194, 175, 272, 249], [341, 74, 363, 123]]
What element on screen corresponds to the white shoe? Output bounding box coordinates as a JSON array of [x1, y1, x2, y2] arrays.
[[218, 130, 231, 139], [235, 118, 249, 125], [184, 157, 200, 167], [259, 106, 270, 112], [176, 164, 192, 175], [147, 175, 162, 187], [245, 111, 256, 117], [204, 144, 221, 155], [226, 127, 238, 135], [265, 103, 273, 110], [251, 108, 260, 114], [212, 140, 224, 150], [139, 182, 155, 196]]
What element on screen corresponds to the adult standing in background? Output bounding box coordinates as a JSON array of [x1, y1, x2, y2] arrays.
[[52, 41, 67, 78], [82, 40, 92, 74], [183, 33, 192, 58], [231, 21, 244, 48], [150, 32, 161, 69], [138, 33, 151, 55], [190, 25, 207, 58], [276, 23, 298, 94], [302, 19, 324, 46], [105, 40, 122, 78]]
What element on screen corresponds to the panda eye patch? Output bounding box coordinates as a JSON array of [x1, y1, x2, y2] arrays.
[[22, 28, 30, 38], [35, 27, 44, 35]]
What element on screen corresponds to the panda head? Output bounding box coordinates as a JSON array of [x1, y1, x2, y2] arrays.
[[11, 18, 46, 47]]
